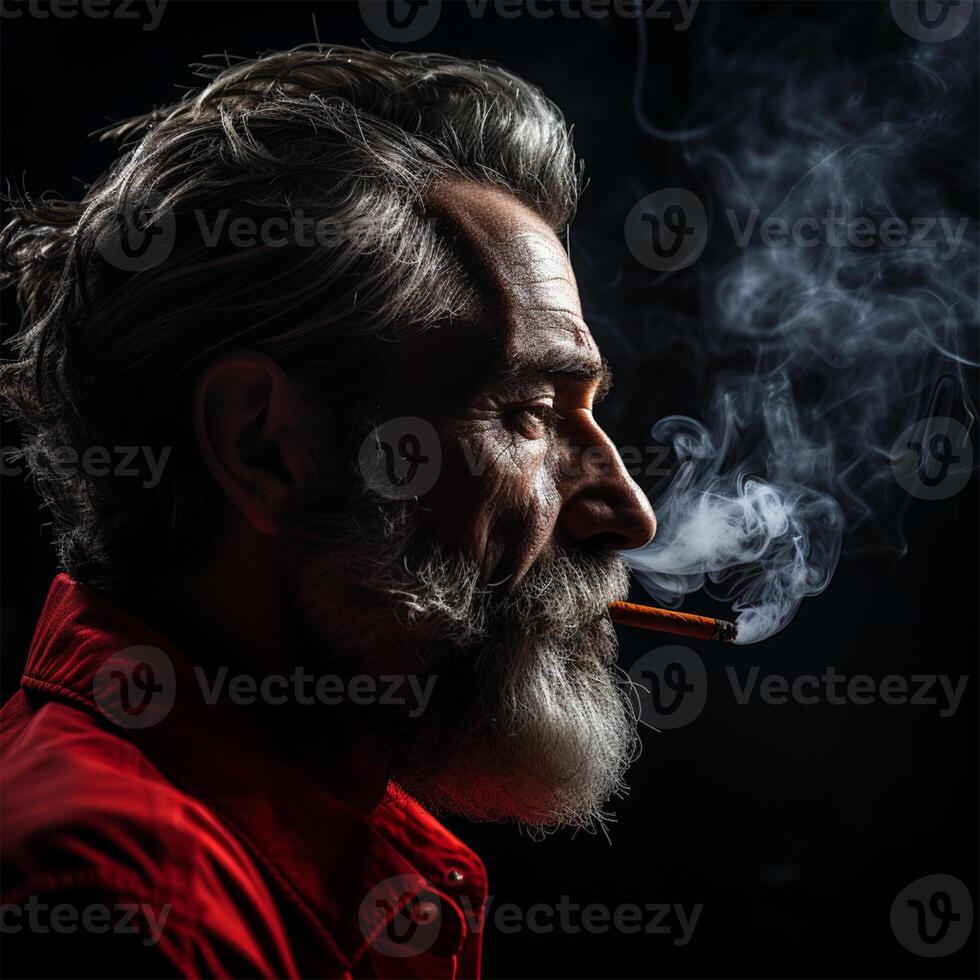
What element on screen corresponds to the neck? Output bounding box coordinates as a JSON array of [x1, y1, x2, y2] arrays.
[[129, 518, 390, 814]]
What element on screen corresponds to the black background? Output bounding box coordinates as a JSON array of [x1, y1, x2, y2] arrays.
[[1, 2, 978, 978]]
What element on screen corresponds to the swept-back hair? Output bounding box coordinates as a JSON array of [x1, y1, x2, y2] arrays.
[[0, 45, 579, 594]]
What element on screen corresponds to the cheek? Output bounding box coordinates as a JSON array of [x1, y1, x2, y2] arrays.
[[425, 425, 563, 570]]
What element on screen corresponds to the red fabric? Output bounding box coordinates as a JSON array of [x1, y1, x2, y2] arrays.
[[1, 575, 487, 978]]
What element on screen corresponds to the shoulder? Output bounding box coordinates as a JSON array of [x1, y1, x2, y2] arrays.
[[3, 699, 231, 885], [1, 698, 297, 976]]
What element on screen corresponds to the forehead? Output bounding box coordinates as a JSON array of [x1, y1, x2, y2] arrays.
[[426, 180, 601, 377]]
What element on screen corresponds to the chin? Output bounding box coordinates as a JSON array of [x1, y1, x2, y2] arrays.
[[393, 623, 640, 835]]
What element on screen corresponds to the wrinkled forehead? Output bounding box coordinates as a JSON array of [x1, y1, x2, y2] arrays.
[[426, 180, 600, 370]]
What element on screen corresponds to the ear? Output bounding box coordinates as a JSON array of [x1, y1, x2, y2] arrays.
[[191, 350, 320, 534]]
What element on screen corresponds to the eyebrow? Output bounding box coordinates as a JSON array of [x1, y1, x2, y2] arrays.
[[493, 350, 614, 400]]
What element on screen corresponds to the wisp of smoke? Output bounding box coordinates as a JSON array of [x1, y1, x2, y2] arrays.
[[623, 9, 978, 643]]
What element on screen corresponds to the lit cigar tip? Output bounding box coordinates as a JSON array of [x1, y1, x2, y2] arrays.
[[713, 618, 738, 643]]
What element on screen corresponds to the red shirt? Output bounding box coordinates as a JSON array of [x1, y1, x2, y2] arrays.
[[1, 575, 488, 978]]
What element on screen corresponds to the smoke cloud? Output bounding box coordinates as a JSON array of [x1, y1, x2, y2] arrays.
[[622, 8, 978, 643]]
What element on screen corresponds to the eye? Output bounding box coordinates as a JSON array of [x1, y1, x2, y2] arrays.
[[504, 404, 563, 439]]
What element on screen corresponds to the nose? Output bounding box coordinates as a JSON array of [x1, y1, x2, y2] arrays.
[[557, 423, 657, 552]]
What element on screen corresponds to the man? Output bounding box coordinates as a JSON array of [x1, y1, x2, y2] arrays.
[[0, 46, 656, 977]]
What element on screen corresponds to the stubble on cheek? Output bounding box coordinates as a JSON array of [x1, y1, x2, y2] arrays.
[[424, 420, 562, 588]]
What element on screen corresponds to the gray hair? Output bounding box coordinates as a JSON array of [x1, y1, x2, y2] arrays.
[[0, 45, 580, 595]]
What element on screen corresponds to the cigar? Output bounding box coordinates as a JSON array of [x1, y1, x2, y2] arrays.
[[607, 601, 737, 643]]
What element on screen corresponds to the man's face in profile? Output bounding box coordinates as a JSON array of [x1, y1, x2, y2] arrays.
[[288, 181, 656, 831]]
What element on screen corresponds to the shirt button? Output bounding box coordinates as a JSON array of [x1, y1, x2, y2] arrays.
[[411, 900, 439, 925], [447, 868, 465, 885]]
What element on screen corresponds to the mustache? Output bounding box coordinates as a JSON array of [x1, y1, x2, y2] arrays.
[[499, 548, 632, 630], [388, 542, 632, 647], [284, 489, 631, 649]]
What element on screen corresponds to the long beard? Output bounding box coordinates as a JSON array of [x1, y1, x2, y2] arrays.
[[284, 494, 639, 833]]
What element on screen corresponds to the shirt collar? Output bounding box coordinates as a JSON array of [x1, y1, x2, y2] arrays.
[[22, 574, 487, 972]]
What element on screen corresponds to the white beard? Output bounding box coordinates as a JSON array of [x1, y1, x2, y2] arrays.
[[290, 502, 639, 833]]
